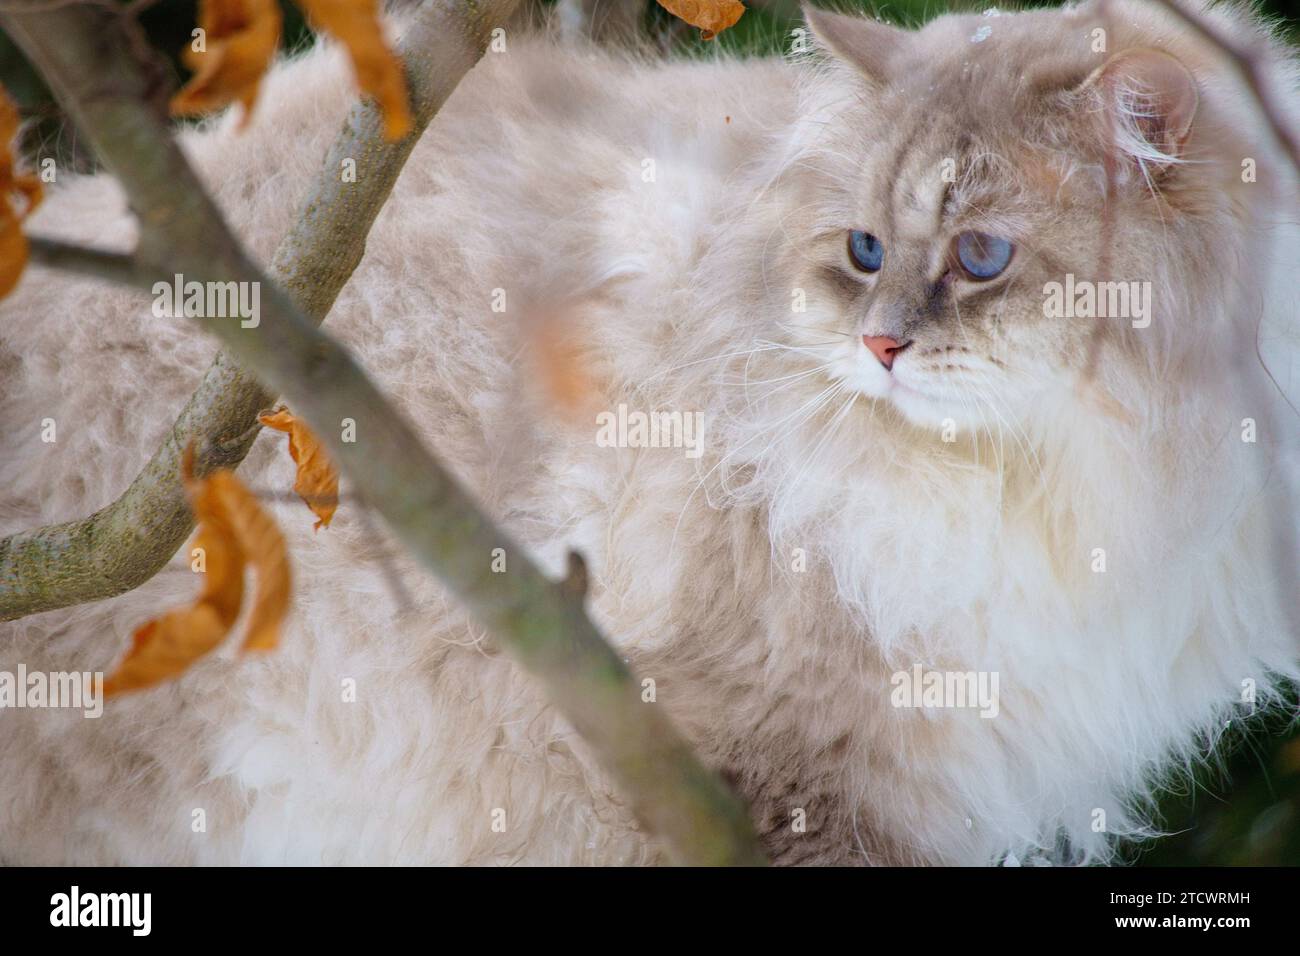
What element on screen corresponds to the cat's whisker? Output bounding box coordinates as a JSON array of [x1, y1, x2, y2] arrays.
[[738, 365, 841, 416], [800, 392, 868, 506], [735, 386, 847, 509], [638, 343, 789, 384], [752, 338, 843, 356], [952, 366, 1052, 503], [669, 381, 844, 556], [720, 336, 840, 410], [979, 385, 1054, 504], [948, 296, 1002, 474], [731, 366, 827, 389], [949, 382, 990, 473], [775, 321, 854, 339], [775, 385, 861, 513]]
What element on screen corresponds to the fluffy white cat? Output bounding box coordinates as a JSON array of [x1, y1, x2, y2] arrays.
[[0, 0, 1297, 864]]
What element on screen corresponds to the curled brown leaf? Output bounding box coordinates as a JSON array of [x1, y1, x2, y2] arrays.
[[104, 446, 291, 696], [655, 0, 745, 40], [169, 0, 284, 127], [0, 86, 43, 298], [259, 407, 340, 530], [296, 0, 412, 140]]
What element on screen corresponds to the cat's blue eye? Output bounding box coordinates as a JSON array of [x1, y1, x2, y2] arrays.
[[847, 230, 884, 273], [954, 232, 1014, 280]]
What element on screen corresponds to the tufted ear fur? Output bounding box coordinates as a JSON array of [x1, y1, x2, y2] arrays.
[[803, 5, 908, 87], [1079, 47, 1199, 172]]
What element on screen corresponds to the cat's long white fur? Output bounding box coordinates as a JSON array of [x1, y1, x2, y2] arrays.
[[0, 1, 1296, 864]]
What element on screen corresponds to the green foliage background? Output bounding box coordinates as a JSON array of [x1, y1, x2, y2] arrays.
[[2, 0, 1296, 866]]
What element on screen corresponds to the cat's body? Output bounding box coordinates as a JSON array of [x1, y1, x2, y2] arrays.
[[0, 1, 1297, 865]]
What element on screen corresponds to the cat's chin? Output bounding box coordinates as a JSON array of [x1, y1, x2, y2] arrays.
[[833, 359, 989, 433], [886, 380, 972, 429], [887, 383, 1002, 434]]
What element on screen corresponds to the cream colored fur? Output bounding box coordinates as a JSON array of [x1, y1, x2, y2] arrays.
[[0, 1, 1297, 864]]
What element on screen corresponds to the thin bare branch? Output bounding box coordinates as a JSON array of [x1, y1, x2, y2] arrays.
[[1, 0, 766, 865], [26, 236, 144, 285], [0, 0, 517, 620]]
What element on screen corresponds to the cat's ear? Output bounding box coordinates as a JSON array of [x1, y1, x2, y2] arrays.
[[1078, 48, 1199, 170], [803, 6, 907, 86]]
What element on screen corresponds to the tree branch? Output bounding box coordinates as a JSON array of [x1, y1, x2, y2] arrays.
[[26, 236, 146, 285], [2, 0, 766, 865], [0, 0, 515, 620]]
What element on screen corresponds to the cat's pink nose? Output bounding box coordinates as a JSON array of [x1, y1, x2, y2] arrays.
[[863, 335, 909, 370]]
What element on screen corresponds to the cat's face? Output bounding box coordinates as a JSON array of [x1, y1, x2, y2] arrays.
[[785, 4, 1216, 433], [799, 104, 1072, 431]]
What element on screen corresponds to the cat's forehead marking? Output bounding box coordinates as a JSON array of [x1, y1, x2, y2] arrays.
[[881, 120, 923, 200], [890, 159, 949, 242], [881, 115, 939, 239], [894, 185, 944, 240]]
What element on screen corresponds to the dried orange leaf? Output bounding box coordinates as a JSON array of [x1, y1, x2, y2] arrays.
[[655, 0, 745, 39], [170, 0, 284, 126], [104, 463, 246, 696], [208, 470, 291, 652], [259, 407, 340, 530], [0, 86, 43, 299], [296, 0, 412, 140], [105, 446, 291, 695], [0, 210, 27, 300]]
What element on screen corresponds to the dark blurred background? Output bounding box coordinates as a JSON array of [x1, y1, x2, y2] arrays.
[[2, 0, 1296, 865]]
